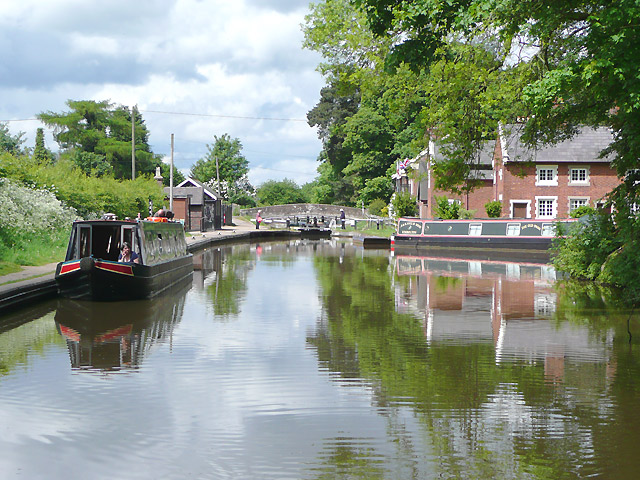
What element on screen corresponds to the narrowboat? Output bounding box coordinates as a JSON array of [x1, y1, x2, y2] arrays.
[[393, 218, 578, 251], [55, 218, 193, 301]]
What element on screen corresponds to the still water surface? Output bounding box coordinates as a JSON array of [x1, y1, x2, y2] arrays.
[[1, 240, 639, 479]]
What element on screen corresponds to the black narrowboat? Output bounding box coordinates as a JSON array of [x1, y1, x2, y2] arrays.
[[393, 218, 578, 251], [55, 218, 193, 301]]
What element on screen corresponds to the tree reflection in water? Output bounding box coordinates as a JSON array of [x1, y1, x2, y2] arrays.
[[307, 250, 640, 479]]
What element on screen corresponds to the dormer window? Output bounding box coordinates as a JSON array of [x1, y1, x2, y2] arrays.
[[536, 165, 558, 186]]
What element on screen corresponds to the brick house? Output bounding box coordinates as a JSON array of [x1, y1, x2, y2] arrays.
[[395, 125, 620, 219]]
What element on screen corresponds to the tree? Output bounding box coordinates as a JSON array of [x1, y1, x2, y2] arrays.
[[256, 178, 308, 206], [304, 3, 439, 205], [354, 0, 640, 179], [38, 100, 162, 179], [33, 128, 52, 164], [190, 134, 254, 204], [161, 163, 185, 187], [0, 123, 26, 156], [353, 0, 640, 298]]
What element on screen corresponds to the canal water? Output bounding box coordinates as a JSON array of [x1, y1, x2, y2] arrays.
[[1, 240, 639, 479]]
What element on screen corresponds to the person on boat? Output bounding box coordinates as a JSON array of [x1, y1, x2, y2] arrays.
[[118, 242, 140, 264], [256, 210, 262, 229], [340, 209, 345, 230]]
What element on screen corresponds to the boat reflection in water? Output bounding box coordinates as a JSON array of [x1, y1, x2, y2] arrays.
[[54, 280, 190, 372], [394, 252, 614, 380]]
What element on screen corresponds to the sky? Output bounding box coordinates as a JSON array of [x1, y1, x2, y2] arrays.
[[0, 0, 325, 187]]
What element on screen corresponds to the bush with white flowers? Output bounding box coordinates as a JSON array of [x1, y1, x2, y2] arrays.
[[0, 178, 77, 247]]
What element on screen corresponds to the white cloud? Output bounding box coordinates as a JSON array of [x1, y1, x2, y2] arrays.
[[0, 0, 324, 186]]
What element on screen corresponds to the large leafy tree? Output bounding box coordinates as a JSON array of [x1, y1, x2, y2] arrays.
[[190, 134, 254, 204], [38, 100, 161, 179], [354, 0, 640, 178], [256, 178, 309, 206], [353, 0, 640, 296], [304, 0, 434, 205]]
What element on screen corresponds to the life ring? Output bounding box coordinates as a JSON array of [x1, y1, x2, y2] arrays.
[[146, 216, 168, 222]]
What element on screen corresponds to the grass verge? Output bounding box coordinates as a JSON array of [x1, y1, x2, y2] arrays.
[[0, 231, 68, 268]]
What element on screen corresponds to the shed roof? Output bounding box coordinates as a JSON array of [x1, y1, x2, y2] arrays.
[[164, 177, 219, 205]]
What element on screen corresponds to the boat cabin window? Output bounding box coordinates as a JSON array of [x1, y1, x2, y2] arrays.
[[506, 223, 521, 236], [69, 223, 141, 262], [88, 225, 122, 261], [468, 223, 483, 236], [541, 223, 555, 236], [79, 226, 91, 258]]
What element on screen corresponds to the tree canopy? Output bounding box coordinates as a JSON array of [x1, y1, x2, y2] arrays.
[[0, 123, 26, 157], [354, 0, 640, 179], [256, 178, 308, 206], [190, 133, 255, 206], [38, 100, 162, 179]]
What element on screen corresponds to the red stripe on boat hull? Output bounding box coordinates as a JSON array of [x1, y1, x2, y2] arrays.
[[59, 261, 81, 275], [95, 261, 134, 276]]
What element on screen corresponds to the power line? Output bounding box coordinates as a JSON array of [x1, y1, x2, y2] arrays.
[[0, 118, 39, 122], [2, 108, 309, 124], [141, 109, 307, 123]]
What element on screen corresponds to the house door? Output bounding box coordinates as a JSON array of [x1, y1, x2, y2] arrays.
[[513, 202, 527, 218]]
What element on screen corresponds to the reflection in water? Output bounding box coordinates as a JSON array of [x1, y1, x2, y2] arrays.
[[1, 241, 639, 479], [309, 249, 640, 479], [54, 280, 190, 371], [395, 254, 613, 370]]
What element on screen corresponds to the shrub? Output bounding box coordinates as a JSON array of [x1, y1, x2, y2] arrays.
[[368, 198, 387, 216], [552, 212, 619, 280], [569, 205, 596, 218], [459, 208, 476, 219], [434, 196, 460, 219], [391, 191, 417, 217], [484, 200, 502, 218], [0, 178, 78, 263]]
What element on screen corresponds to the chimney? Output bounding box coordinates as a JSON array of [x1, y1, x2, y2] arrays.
[[154, 167, 163, 187]]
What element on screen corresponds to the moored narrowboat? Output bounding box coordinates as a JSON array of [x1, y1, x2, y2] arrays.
[[55, 218, 193, 301], [393, 218, 578, 251]]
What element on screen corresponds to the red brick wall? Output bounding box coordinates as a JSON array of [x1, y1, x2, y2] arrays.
[[410, 135, 621, 220], [500, 162, 620, 219]]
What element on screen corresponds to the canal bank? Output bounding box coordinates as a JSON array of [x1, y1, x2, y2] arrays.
[[0, 218, 298, 313]]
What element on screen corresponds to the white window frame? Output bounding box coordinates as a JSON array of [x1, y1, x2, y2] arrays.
[[568, 165, 590, 186], [568, 197, 590, 213], [536, 165, 558, 186], [506, 223, 521, 236], [541, 223, 555, 236], [535, 196, 558, 219], [509, 199, 531, 218], [468, 223, 483, 236]]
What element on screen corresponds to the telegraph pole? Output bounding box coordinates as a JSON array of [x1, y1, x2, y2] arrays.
[[216, 156, 220, 195], [131, 105, 136, 180], [170, 133, 174, 211]]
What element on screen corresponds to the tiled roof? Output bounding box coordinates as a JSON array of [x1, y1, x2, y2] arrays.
[[500, 125, 614, 163], [165, 177, 219, 204], [432, 141, 495, 166]]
